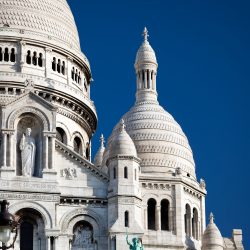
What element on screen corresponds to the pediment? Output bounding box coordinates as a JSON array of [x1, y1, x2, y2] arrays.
[[2, 91, 56, 111]]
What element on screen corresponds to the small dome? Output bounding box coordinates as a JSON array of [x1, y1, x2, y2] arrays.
[[0, 0, 80, 50], [109, 120, 137, 158], [202, 213, 224, 250], [135, 27, 157, 66], [94, 134, 105, 167]]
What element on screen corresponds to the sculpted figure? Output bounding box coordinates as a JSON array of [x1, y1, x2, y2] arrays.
[[19, 128, 36, 176], [126, 234, 144, 250]]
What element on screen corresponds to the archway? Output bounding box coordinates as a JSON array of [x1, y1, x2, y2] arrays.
[[15, 208, 46, 250]]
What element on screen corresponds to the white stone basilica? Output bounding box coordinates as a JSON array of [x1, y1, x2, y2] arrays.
[[0, 0, 244, 250]]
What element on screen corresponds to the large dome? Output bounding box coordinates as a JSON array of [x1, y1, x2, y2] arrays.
[[0, 0, 80, 50]]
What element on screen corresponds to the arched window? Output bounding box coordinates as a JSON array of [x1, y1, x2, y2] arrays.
[[62, 61, 65, 75], [161, 199, 169, 231], [0, 48, 3, 61], [125, 211, 129, 227], [26, 50, 31, 64], [32, 52, 37, 66], [20, 221, 34, 250], [4, 48, 9, 62], [38, 53, 43, 67], [10, 48, 15, 62], [71, 67, 75, 80], [78, 72, 81, 84], [124, 167, 128, 178], [56, 127, 67, 144], [73, 136, 82, 155], [147, 198, 156, 230], [86, 142, 90, 160], [185, 204, 191, 237], [192, 208, 199, 240], [52, 57, 56, 71], [113, 167, 116, 179], [75, 69, 78, 82], [57, 59, 61, 73]]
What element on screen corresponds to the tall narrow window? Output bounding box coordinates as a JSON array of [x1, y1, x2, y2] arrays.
[[124, 167, 128, 179], [78, 72, 81, 84], [4, 48, 9, 62], [125, 211, 129, 227], [113, 167, 116, 179], [75, 69, 78, 82], [147, 198, 156, 230], [56, 127, 67, 144], [71, 67, 75, 80], [185, 204, 191, 237], [26, 50, 31, 64], [161, 199, 169, 231], [86, 142, 90, 160], [134, 169, 137, 180], [52, 57, 56, 71], [32, 52, 37, 65], [57, 59, 61, 73], [0, 48, 3, 61], [192, 208, 199, 240], [10, 48, 15, 62], [73, 136, 82, 155], [38, 53, 43, 67], [62, 61, 65, 75]]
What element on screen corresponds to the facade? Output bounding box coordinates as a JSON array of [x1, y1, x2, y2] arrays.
[[0, 1, 244, 250]]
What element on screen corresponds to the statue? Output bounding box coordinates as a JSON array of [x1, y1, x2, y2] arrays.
[[72, 225, 94, 249], [19, 128, 36, 176], [126, 233, 144, 250]]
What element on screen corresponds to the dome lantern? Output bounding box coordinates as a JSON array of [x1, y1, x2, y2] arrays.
[[135, 27, 158, 103]]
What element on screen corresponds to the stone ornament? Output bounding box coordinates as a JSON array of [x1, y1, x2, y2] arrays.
[[72, 225, 94, 249], [19, 128, 36, 177], [60, 168, 77, 180]]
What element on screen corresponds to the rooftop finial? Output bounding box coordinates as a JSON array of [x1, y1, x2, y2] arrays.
[[100, 134, 105, 147], [119, 119, 126, 132], [142, 27, 149, 42], [210, 212, 214, 224]]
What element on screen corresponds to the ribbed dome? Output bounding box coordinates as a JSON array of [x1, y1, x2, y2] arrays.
[[109, 120, 137, 158], [0, 0, 80, 50], [107, 101, 195, 178], [202, 213, 224, 249]]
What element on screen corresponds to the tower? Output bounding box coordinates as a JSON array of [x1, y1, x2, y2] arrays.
[[107, 120, 143, 250]]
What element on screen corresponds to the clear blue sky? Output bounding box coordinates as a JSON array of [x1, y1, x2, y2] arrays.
[[68, 0, 249, 247]]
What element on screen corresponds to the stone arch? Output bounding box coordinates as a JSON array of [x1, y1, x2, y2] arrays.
[[56, 121, 70, 142], [9, 201, 52, 229], [72, 131, 84, 156], [8, 106, 50, 131], [60, 208, 103, 235]]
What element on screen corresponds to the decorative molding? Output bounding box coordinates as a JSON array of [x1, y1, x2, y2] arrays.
[[142, 182, 171, 190]]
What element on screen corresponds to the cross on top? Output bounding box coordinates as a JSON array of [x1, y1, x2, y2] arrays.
[[143, 27, 149, 42]]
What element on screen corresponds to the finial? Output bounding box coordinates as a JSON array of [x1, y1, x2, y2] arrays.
[[142, 27, 149, 42], [210, 212, 214, 224], [100, 134, 105, 147], [119, 119, 126, 132]]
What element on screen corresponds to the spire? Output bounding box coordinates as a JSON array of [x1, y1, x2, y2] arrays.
[[209, 212, 214, 224], [143, 27, 149, 42], [135, 28, 158, 103], [100, 134, 105, 147], [93, 134, 105, 167], [119, 119, 126, 132]]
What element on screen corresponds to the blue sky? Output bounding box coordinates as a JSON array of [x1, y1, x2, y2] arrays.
[[68, 0, 249, 247]]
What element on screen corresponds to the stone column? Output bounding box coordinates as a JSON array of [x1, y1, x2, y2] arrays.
[[156, 205, 161, 231], [144, 70, 147, 89], [9, 132, 14, 167], [67, 57, 73, 85], [144, 207, 148, 230], [50, 135, 56, 169], [19, 40, 26, 72], [47, 237, 51, 250], [2, 132, 7, 167], [45, 47, 53, 78], [43, 133, 49, 169]]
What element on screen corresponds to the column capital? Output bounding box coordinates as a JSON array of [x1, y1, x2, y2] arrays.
[[43, 131, 57, 138], [1, 129, 15, 135]]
